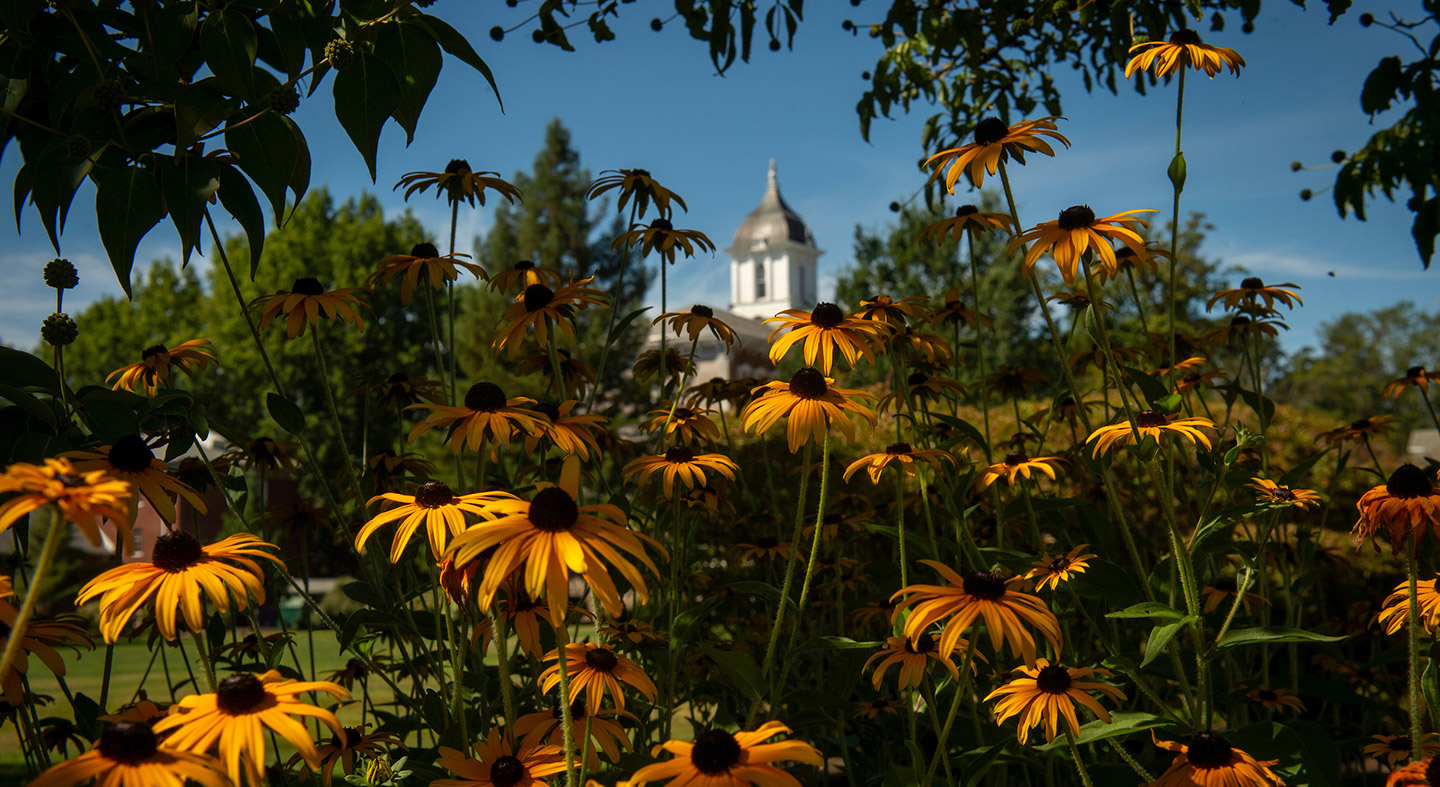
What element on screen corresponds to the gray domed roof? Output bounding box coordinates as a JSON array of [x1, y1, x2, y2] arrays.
[[730, 159, 815, 251]]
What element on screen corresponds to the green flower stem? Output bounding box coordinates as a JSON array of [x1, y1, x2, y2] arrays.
[[1410, 529, 1425, 760], [98, 643, 116, 711], [189, 629, 217, 692], [1065, 731, 1095, 787], [586, 201, 641, 412], [967, 233, 995, 463], [1125, 266, 1153, 340], [922, 648, 975, 787], [655, 335, 703, 448], [447, 199, 461, 407], [492, 606, 518, 727], [311, 326, 366, 505], [778, 433, 836, 679], [895, 459, 910, 589], [1167, 67, 1187, 374], [748, 441, 815, 725], [1020, 473, 1044, 551], [1065, 585, 1186, 725], [0, 513, 67, 699], [423, 278, 449, 396], [1111, 737, 1155, 782], [1421, 386, 1440, 435], [553, 622, 579, 787]]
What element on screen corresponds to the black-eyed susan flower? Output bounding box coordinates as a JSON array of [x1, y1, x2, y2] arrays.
[[1200, 577, 1269, 616], [623, 446, 738, 498], [395, 159, 522, 207], [892, 561, 1063, 663], [154, 670, 348, 787], [734, 536, 793, 564], [0, 458, 132, 547], [985, 659, 1126, 745], [979, 450, 1063, 488], [352, 371, 444, 412], [516, 699, 632, 772], [299, 726, 405, 787], [611, 218, 716, 264], [655, 304, 738, 350], [1085, 409, 1215, 457], [76, 531, 282, 643], [764, 302, 884, 373], [842, 442, 954, 485], [741, 368, 877, 454], [28, 721, 228, 787], [884, 371, 966, 411], [1007, 205, 1156, 286], [921, 204, 1014, 244], [1318, 415, 1399, 447], [628, 722, 822, 787], [688, 377, 749, 408], [524, 401, 606, 460], [892, 326, 954, 365], [925, 116, 1071, 192], [1245, 686, 1305, 713], [632, 347, 695, 385], [1175, 369, 1227, 394], [517, 347, 595, 400], [1022, 545, 1096, 592], [356, 481, 514, 563], [488, 260, 565, 294], [67, 435, 207, 526], [370, 242, 487, 305], [1249, 478, 1321, 509], [540, 642, 658, 714], [1384, 365, 1440, 399], [1205, 315, 1288, 346], [1207, 277, 1303, 313], [1149, 730, 1283, 787], [445, 458, 663, 624], [856, 294, 929, 331], [986, 364, 1049, 398], [928, 287, 994, 332], [1125, 28, 1246, 79], [433, 731, 566, 787], [587, 168, 687, 219], [1354, 464, 1440, 552], [408, 383, 546, 454], [643, 405, 722, 446], [106, 340, 216, 396], [863, 634, 963, 690], [1150, 353, 1208, 378], [1366, 733, 1440, 766], [364, 451, 434, 492], [854, 698, 903, 720], [0, 577, 91, 706], [251, 277, 367, 338], [1379, 574, 1440, 634], [492, 276, 609, 357]]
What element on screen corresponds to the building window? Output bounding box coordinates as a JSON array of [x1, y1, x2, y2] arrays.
[[755, 260, 766, 299]]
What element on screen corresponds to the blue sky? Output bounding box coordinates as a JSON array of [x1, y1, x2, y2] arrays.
[[1, 2, 1432, 354]]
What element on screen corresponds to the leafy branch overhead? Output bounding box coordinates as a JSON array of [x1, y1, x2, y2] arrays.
[[1, 0, 502, 296]]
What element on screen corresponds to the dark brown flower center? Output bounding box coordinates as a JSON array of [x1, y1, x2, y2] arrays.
[[414, 481, 455, 508], [1213, 577, 1237, 593], [489, 754, 526, 787], [1271, 486, 1296, 501], [523, 284, 555, 312], [788, 368, 828, 399], [107, 434, 154, 473], [1387, 464, 1433, 498], [1135, 409, 1168, 428], [532, 402, 561, 422], [956, 204, 979, 217], [56, 473, 86, 488], [908, 373, 930, 388], [1236, 277, 1265, 291], [1182, 372, 1202, 384], [665, 446, 696, 464], [649, 217, 674, 231], [1005, 450, 1028, 466], [1049, 556, 1072, 573], [1185, 731, 1233, 770], [464, 382, 507, 412], [550, 698, 586, 720], [1169, 28, 1202, 45], [216, 674, 267, 715], [1391, 735, 1413, 751], [513, 259, 535, 271], [151, 531, 204, 572], [1256, 689, 1277, 701], [330, 727, 363, 748], [529, 487, 579, 532], [691, 304, 713, 317], [584, 647, 619, 672], [690, 729, 743, 775], [756, 536, 779, 549], [445, 159, 471, 174], [291, 277, 325, 296], [905, 636, 936, 655], [1230, 316, 1251, 327], [411, 242, 439, 258], [886, 442, 912, 455], [962, 571, 1007, 600], [973, 117, 1008, 145], [97, 722, 158, 764], [1057, 205, 1096, 231], [674, 407, 694, 420], [810, 302, 844, 329], [1409, 365, 1426, 378], [1035, 665, 1072, 694], [1350, 418, 1372, 430], [141, 344, 168, 360], [387, 372, 410, 385]]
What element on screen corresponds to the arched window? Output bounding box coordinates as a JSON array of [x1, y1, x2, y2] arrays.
[[755, 260, 766, 299]]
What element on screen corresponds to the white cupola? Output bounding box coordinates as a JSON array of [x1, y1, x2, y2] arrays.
[[727, 159, 821, 321]]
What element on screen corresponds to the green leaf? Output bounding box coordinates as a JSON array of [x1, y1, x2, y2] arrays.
[[959, 743, 1007, 787], [280, 116, 310, 222], [266, 391, 306, 435], [1141, 616, 1195, 667], [147, 1, 198, 79], [0, 347, 60, 393], [1035, 711, 1166, 750], [1068, 559, 1144, 605], [332, 52, 401, 182], [1168, 151, 1187, 193], [795, 636, 883, 653], [414, 13, 503, 109], [226, 112, 298, 223], [96, 166, 166, 298], [1216, 627, 1346, 649], [175, 80, 242, 149], [201, 9, 259, 102], [726, 580, 782, 603], [215, 162, 265, 277], [375, 23, 443, 146], [930, 413, 989, 453], [159, 154, 219, 266], [699, 644, 766, 697], [1105, 601, 1185, 621], [1122, 365, 1170, 407], [1427, 641, 1440, 738]]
